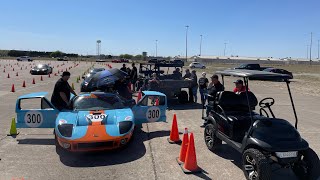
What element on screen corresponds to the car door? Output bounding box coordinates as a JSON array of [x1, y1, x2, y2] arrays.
[[15, 94, 59, 128], [132, 93, 167, 125]]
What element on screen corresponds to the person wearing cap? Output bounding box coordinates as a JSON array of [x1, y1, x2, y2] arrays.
[[201, 74, 225, 127], [198, 72, 209, 105], [51, 71, 77, 111], [233, 79, 250, 94]]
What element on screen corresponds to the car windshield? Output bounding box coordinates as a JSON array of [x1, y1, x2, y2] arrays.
[[73, 94, 125, 110], [90, 68, 105, 73], [238, 64, 247, 68], [35, 64, 48, 68]]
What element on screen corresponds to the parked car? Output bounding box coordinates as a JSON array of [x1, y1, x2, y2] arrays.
[[96, 59, 106, 62], [234, 63, 270, 71], [112, 59, 121, 63], [121, 59, 129, 63], [263, 68, 293, 78], [148, 59, 166, 64], [17, 56, 33, 62], [57, 57, 68, 61], [189, 62, 206, 69], [172, 59, 185, 66], [30, 64, 53, 75]]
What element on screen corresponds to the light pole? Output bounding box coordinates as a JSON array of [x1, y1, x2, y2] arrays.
[[155, 40, 158, 57], [307, 45, 309, 60], [185, 25, 189, 62], [317, 39, 319, 59], [309, 32, 312, 65], [224, 43, 227, 56], [199, 35, 203, 56]]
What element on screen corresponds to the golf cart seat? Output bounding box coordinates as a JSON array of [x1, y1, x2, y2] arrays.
[[214, 91, 258, 142]]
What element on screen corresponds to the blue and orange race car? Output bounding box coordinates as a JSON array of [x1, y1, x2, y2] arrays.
[[15, 91, 167, 152]]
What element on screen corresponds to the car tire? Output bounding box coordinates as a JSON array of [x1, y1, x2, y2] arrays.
[[178, 90, 188, 104], [292, 148, 320, 180], [202, 66, 206, 69], [204, 123, 221, 152], [242, 148, 271, 180]]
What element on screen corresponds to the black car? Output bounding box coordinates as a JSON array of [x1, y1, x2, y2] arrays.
[[81, 68, 106, 92], [57, 57, 68, 61], [172, 59, 185, 66], [263, 68, 293, 78], [30, 64, 53, 75]]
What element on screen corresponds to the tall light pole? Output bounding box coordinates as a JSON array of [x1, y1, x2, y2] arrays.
[[185, 25, 189, 62], [155, 40, 158, 57], [309, 32, 312, 65], [224, 43, 227, 56], [199, 35, 203, 56], [317, 39, 319, 59], [307, 45, 309, 60]]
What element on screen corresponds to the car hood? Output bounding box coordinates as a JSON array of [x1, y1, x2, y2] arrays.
[[56, 108, 134, 127]]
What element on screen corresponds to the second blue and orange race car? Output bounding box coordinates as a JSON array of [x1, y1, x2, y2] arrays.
[[15, 91, 167, 152]]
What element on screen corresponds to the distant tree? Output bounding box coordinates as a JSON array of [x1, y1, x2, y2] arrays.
[[134, 55, 143, 60], [50, 51, 63, 57], [107, 55, 112, 59], [120, 54, 133, 59]]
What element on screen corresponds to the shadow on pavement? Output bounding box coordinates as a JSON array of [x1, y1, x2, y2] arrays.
[[214, 144, 242, 168], [56, 128, 170, 167], [168, 102, 204, 111], [17, 138, 55, 145]]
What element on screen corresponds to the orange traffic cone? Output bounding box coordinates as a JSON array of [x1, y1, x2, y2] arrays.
[[58, 70, 60, 73], [22, 81, 26, 88], [177, 128, 189, 164], [40, 76, 43, 81], [3, 69, 5, 73], [54, 73, 57, 76], [20, 67, 22, 70], [13, 68, 14, 71], [32, 78, 35, 84], [167, 114, 181, 144], [180, 133, 201, 174], [16, 72, 18, 76], [7, 73, 10, 78], [155, 98, 159, 106], [136, 89, 142, 103], [11, 84, 15, 92], [48, 74, 51, 78]]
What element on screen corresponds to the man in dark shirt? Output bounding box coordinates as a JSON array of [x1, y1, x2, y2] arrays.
[[183, 69, 193, 103], [130, 63, 138, 92], [190, 70, 198, 103], [148, 73, 160, 91], [51, 71, 77, 111], [120, 64, 127, 73], [201, 74, 225, 127], [198, 72, 209, 105]]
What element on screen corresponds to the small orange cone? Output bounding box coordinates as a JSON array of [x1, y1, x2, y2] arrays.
[[16, 72, 18, 76], [40, 76, 43, 81], [167, 114, 181, 144], [48, 74, 51, 78], [11, 84, 15, 92], [32, 78, 35, 84], [177, 128, 189, 164], [136, 89, 142, 103], [22, 81, 26, 88], [13, 68, 14, 71], [7, 73, 10, 78], [180, 133, 201, 174], [3, 69, 5, 73], [20, 67, 22, 70], [58, 70, 60, 73]]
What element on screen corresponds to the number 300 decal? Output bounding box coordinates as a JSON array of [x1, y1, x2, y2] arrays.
[[24, 111, 44, 128], [86, 114, 107, 122], [146, 106, 161, 122]]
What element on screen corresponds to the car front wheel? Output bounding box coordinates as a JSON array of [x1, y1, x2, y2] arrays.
[[292, 148, 320, 180], [242, 148, 271, 180], [204, 123, 221, 152]]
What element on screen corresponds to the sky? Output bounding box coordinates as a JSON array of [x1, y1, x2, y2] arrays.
[[0, 0, 320, 58]]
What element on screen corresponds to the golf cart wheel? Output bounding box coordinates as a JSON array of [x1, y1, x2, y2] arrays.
[[292, 148, 320, 180], [178, 90, 188, 104], [242, 148, 271, 180], [204, 123, 221, 152]]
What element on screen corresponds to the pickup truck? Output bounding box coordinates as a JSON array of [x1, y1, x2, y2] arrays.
[[234, 63, 270, 71]]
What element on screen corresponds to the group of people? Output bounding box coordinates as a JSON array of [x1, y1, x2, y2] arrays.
[[182, 68, 249, 105], [120, 63, 138, 92]]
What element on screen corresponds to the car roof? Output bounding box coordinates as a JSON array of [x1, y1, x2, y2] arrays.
[[19, 92, 48, 99], [216, 69, 292, 81]]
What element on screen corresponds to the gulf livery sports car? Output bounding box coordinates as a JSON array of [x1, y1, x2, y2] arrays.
[[15, 91, 167, 152]]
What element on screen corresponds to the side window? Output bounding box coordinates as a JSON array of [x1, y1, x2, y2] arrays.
[[139, 95, 165, 106], [20, 98, 42, 110], [41, 98, 54, 109]]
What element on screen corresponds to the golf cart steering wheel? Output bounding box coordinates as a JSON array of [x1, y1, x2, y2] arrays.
[[259, 97, 275, 108]]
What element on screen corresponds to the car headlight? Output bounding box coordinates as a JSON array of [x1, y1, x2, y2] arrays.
[[119, 121, 133, 134], [57, 124, 73, 137]]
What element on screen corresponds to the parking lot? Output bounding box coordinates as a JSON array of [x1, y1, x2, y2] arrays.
[[0, 60, 319, 180]]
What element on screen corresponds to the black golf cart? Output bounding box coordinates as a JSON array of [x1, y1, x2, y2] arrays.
[[203, 69, 320, 180]]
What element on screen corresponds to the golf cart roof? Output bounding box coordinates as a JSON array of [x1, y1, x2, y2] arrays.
[[140, 62, 183, 68], [216, 69, 292, 81]]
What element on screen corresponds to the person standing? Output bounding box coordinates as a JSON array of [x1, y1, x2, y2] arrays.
[[183, 69, 193, 103], [130, 63, 138, 92], [51, 71, 77, 111], [198, 72, 209, 105], [120, 64, 127, 73], [190, 70, 198, 103]]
